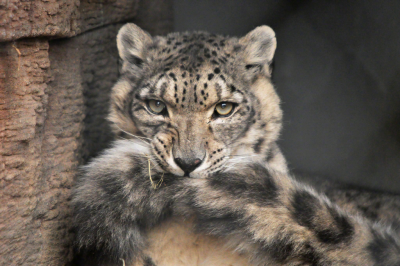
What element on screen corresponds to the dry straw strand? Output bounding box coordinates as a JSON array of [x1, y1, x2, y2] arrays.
[[145, 154, 164, 189], [12, 44, 21, 71]]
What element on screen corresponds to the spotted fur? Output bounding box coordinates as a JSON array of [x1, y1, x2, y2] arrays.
[[174, 163, 400, 265], [72, 24, 400, 265], [109, 23, 288, 178]]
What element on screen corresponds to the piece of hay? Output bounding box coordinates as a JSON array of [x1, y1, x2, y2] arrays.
[[12, 44, 21, 71], [145, 154, 164, 189]]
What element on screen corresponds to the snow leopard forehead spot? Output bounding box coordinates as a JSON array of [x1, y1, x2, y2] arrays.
[[135, 66, 246, 113]]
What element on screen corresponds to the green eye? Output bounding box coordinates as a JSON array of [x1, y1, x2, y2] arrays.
[[215, 102, 234, 116], [148, 100, 166, 114]]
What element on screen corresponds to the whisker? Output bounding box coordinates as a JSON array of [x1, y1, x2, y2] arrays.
[[132, 153, 157, 159], [219, 152, 259, 173], [225, 154, 259, 157], [115, 125, 152, 143], [224, 156, 253, 160], [117, 136, 132, 142]]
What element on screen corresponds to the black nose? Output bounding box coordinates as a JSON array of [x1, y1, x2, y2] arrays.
[[174, 158, 202, 176]]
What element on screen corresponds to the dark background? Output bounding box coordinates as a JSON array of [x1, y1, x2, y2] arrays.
[[174, 0, 400, 192]]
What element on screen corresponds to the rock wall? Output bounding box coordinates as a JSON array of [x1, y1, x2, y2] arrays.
[[0, 1, 173, 265]]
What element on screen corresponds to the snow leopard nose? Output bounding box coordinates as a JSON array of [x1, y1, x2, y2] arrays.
[[174, 158, 202, 176]]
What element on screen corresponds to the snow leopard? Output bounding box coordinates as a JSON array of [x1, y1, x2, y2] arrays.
[[71, 23, 400, 266]]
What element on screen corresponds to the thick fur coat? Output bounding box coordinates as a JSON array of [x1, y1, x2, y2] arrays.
[[72, 24, 400, 266]]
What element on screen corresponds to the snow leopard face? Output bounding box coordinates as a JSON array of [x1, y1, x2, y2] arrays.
[[108, 24, 283, 178]]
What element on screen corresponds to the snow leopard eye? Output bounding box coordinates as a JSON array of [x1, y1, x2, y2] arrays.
[[214, 102, 235, 117], [147, 100, 166, 114]]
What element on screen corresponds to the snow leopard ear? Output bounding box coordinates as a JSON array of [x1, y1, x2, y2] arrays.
[[117, 23, 153, 76], [239, 26, 276, 77]]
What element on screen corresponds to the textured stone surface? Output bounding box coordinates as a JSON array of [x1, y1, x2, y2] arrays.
[[0, 0, 79, 41], [0, 39, 83, 265], [79, 0, 140, 34], [135, 0, 174, 35], [80, 24, 120, 161], [0, 0, 140, 42]]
